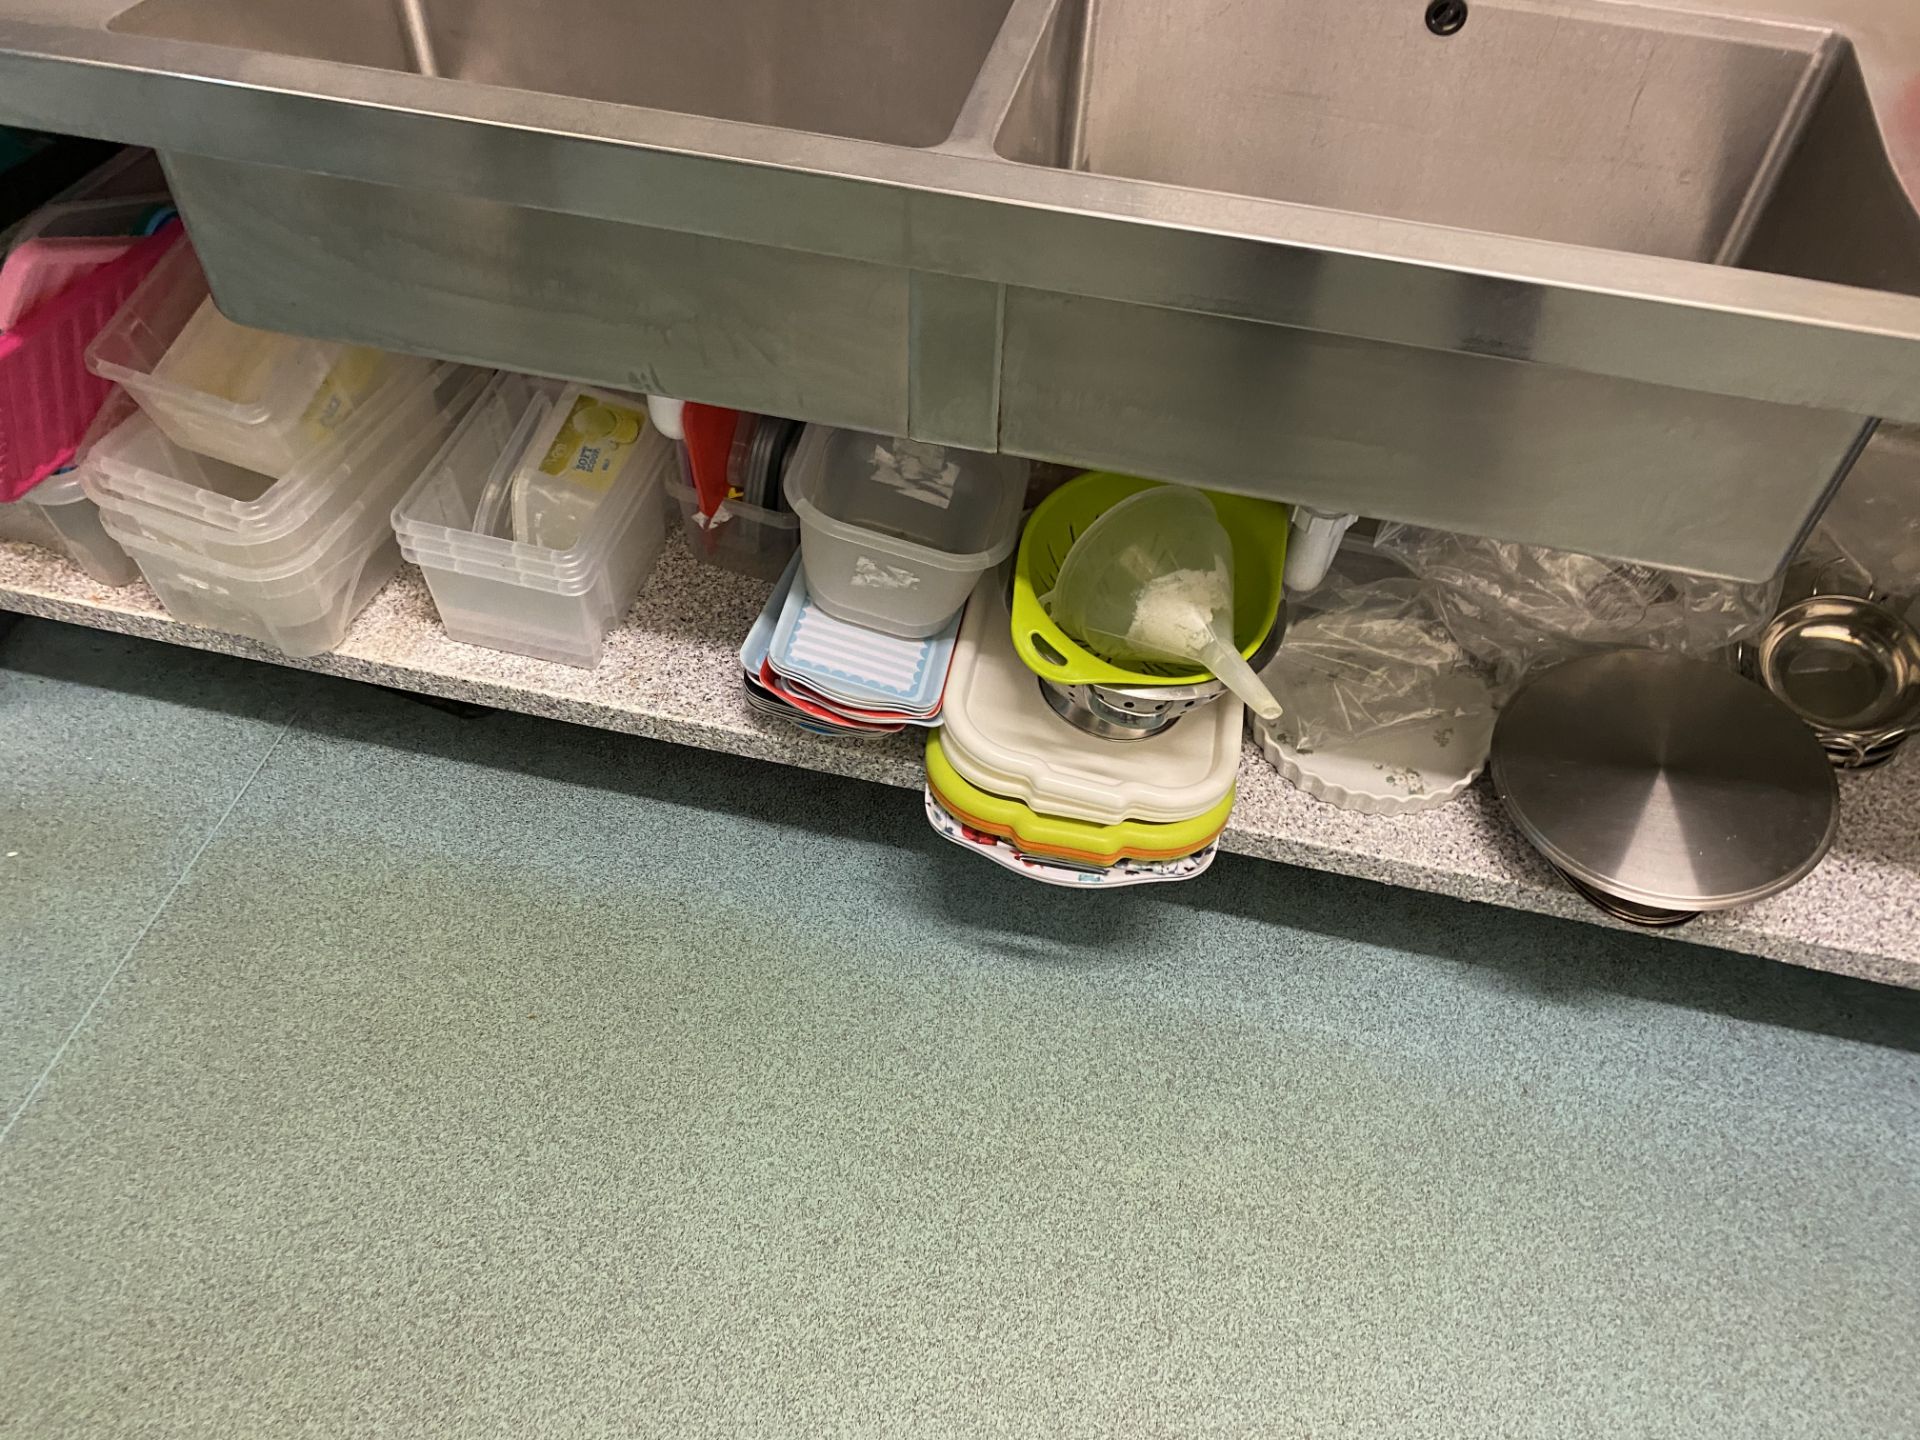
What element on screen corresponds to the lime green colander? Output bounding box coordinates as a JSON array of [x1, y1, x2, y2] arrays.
[[1011, 472, 1290, 686]]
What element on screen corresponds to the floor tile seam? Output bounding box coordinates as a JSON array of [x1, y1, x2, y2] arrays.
[[0, 721, 294, 1146]]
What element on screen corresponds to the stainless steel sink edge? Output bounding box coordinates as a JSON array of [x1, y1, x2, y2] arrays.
[[4, 0, 1920, 581], [6, 21, 1919, 431], [939, 0, 1061, 156]]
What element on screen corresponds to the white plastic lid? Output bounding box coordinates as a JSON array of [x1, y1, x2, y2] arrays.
[[940, 576, 1241, 826]]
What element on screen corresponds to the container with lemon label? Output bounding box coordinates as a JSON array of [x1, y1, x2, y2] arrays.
[[148, 296, 400, 466], [299, 346, 394, 441], [508, 384, 650, 550]]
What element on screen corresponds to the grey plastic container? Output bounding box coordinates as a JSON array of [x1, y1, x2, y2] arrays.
[[783, 424, 1026, 638]]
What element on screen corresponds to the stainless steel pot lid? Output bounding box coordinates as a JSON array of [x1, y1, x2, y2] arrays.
[[1490, 652, 1838, 913]]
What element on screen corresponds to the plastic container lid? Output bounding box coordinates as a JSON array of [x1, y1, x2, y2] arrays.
[[939, 574, 1241, 826], [925, 733, 1234, 867], [472, 393, 552, 540]]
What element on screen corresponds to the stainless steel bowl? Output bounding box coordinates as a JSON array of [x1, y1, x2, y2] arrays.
[[1039, 601, 1289, 741], [1753, 595, 1920, 770]]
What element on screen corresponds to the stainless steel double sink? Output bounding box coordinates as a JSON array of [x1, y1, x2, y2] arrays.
[[5, 0, 1920, 579]]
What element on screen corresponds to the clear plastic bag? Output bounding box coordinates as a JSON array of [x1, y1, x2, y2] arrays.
[[1372, 524, 1779, 691], [1780, 524, 1875, 608], [1819, 425, 1920, 605], [1261, 574, 1483, 753]]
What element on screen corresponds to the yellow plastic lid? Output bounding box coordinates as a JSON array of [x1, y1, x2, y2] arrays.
[[926, 733, 1233, 866]]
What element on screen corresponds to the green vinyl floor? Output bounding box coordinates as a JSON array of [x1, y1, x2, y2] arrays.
[[3, 615, 1918, 1439]]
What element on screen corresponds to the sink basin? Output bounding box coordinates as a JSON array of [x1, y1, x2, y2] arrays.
[[110, 0, 1018, 147], [4, 0, 1920, 581], [996, 0, 1829, 262]]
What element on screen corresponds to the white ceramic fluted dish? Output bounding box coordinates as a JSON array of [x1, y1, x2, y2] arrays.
[[1252, 672, 1495, 815]]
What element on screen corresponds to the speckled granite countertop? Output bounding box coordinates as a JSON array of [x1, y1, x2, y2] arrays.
[[5, 538, 1918, 988]]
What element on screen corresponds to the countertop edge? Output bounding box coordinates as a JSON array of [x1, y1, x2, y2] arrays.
[[4, 540, 1916, 992]]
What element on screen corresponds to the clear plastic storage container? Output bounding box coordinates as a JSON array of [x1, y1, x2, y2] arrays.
[[107, 506, 404, 658], [85, 362, 485, 656], [0, 469, 139, 585], [667, 409, 804, 583], [783, 424, 1026, 638], [392, 372, 672, 667], [86, 239, 414, 480], [81, 364, 430, 569], [667, 460, 800, 584]]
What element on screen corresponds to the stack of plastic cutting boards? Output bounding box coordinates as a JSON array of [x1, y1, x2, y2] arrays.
[[740, 554, 960, 737]]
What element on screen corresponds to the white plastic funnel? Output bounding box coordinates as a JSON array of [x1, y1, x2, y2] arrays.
[[1048, 485, 1284, 721]]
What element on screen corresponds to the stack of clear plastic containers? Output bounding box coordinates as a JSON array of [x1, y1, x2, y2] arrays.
[[82, 363, 482, 656], [72, 239, 480, 656], [393, 372, 673, 668]]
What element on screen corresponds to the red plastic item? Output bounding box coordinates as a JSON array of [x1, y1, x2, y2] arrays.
[[0, 220, 182, 502], [680, 401, 743, 521]]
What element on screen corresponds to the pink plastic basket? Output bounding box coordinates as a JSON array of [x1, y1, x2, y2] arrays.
[[0, 221, 181, 503]]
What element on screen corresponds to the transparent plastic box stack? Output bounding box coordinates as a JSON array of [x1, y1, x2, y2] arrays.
[[75, 238, 483, 657], [392, 372, 673, 668]]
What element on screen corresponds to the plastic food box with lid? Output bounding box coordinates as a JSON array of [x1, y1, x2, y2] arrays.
[[393, 371, 673, 668], [82, 361, 485, 656], [783, 424, 1026, 639], [85, 238, 412, 480]]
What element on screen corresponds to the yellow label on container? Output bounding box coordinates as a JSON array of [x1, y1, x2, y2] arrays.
[[538, 394, 647, 491], [154, 300, 291, 407], [301, 348, 392, 440]]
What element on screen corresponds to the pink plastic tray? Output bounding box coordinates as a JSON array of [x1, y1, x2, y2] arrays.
[[0, 221, 181, 503], [0, 236, 140, 330]]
